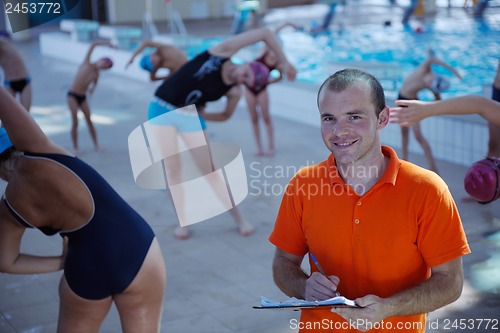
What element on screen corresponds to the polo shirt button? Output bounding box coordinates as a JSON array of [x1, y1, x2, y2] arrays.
[[354, 219, 360, 224], [357, 201, 361, 206]]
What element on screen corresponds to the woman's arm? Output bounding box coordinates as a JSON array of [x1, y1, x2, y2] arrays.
[[88, 76, 98, 97], [198, 86, 242, 122], [273, 22, 301, 33], [150, 67, 170, 81], [0, 88, 67, 154], [0, 214, 66, 274], [84, 40, 113, 64], [209, 28, 296, 81], [126, 41, 164, 68], [429, 57, 462, 79], [390, 95, 500, 126], [267, 71, 283, 85]]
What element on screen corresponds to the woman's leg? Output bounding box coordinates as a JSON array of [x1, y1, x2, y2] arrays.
[[19, 83, 32, 112], [400, 125, 410, 161], [245, 88, 264, 156], [257, 90, 275, 156], [67, 96, 80, 155], [148, 124, 189, 239], [412, 122, 438, 173], [180, 130, 255, 236], [113, 238, 166, 333], [57, 276, 113, 333], [80, 100, 102, 152]]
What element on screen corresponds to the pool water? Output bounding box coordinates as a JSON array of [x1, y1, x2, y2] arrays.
[[469, 230, 500, 294], [279, 17, 499, 99], [185, 15, 499, 100]]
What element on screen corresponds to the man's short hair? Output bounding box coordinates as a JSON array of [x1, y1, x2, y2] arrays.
[[317, 68, 386, 117]]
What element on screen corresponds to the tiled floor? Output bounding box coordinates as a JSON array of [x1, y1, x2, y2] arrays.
[[1, 2, 500, 332]]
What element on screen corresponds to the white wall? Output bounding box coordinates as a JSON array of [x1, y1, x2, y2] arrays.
[[106, 0, 268, 24]]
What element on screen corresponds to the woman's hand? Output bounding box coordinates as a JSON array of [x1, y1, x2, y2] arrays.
[[279, 61, 297, 81], [390, 100, 431, 126]]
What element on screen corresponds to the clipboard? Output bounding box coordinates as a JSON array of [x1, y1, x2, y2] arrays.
[[253, 296, 360, 310]]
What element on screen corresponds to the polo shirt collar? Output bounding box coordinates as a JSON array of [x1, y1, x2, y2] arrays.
[[326, 146, 401, 186]]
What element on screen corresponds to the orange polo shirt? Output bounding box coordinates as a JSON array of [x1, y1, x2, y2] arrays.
[[269, 146, 470, 333]]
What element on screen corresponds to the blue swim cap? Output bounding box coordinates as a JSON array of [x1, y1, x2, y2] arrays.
[[431, 75, 450, 93], [140, 54, 154, 72], [0, 128, 13, 154]]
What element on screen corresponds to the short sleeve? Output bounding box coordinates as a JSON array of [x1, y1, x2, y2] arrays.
[[416, 186, 471, 267], [269, 175, 309, 256]]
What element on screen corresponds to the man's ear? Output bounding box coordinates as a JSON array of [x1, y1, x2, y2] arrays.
[[377, 107, 390, 128]]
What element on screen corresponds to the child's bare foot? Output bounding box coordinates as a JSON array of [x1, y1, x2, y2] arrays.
[[238, 221, 255, 237], [265, 148, 275, 157], [95, 145, 106, 153], [73, 147, 80, 156], [173, 226, 191, 240], [255, 149, 265, 157]]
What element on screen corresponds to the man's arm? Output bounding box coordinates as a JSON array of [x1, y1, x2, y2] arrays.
[[390, 95, 500, 126], [272, 248, 308, 299], [382, 258, 463, 316], [332, 258, 464, 332], [273, 248, 339, 301]]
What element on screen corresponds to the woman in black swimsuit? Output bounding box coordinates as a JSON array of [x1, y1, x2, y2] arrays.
[[0, 88, 166, 333], [146, 27, 297, 239]]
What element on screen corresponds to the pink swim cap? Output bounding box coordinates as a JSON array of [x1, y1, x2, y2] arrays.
[[464, 157, 500, 204], [246, 61, 270, 95], [99, 57, 113, 69]]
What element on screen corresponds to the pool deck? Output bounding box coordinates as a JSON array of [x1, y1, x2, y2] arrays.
[[1, 2, 500, 333]]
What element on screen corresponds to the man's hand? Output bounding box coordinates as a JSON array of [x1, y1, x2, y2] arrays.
[[304, 271, 339, 301], [331, 294, 390, 332]]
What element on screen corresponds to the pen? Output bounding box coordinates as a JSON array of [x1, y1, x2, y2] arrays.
[[310, 253, 327, 276], [310, 253, 340, 296]]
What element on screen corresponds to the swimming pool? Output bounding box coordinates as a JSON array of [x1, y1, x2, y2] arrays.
[[184, 14, 499, 100], [279, 17, 499, 99]]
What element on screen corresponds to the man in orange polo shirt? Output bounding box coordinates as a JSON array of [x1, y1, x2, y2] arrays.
[[269, 68, 470, 332]]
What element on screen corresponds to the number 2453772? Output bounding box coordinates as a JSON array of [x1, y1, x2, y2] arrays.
[[437, 318, 499, 330], [5, 2, 62, 14]]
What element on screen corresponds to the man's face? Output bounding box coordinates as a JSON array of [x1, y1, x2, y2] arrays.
[[318, 82, 388, 166]]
